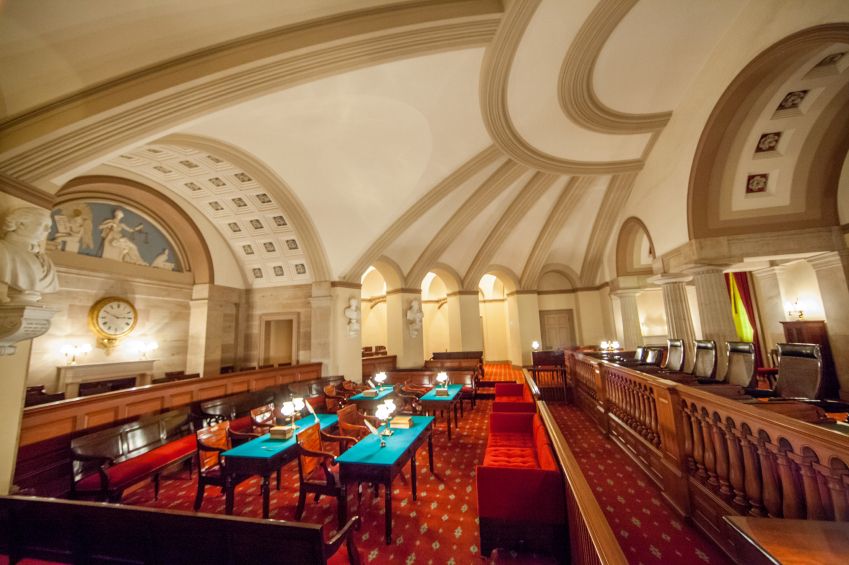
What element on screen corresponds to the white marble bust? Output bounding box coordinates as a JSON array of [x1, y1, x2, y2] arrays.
[[0, 207, 59, 303], [406, 298, 423, 338]]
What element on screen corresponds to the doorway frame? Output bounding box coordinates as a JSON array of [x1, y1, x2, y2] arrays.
[[258, 312, 299, 367]]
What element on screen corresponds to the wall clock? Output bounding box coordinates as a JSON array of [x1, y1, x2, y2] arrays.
[[88, 296, 138, 349]]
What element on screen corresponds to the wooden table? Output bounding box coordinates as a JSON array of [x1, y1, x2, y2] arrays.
[[725, 515, 849, 565], [349, 386, 395, 413], [336, 415, 434, 544], [419, 384, 463, 440], [221, 413, 338, 518]]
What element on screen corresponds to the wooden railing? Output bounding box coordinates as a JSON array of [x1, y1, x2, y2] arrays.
[[537, 402, 628, 565], [529, 366, 568, 401], [361, 354, 397, 382], [565, 350, 849, 555]]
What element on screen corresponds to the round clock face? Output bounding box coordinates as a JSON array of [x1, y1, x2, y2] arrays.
[[90, 298, 138, 338]]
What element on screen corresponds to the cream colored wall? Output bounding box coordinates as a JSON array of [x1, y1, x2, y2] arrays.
[[778, 260, 827, 321], [481, 299, 509, 361], [538, 292, 582, 345], [29, 269, 193, 391], [637, 289, 668, 345], [576, 290, 608, 346], [362, 301, 387, 349], [423, 302, 449, 356], [244, 284, 312, 367]]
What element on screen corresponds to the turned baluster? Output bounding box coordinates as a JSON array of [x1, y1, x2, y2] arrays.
[[828, 471, 849, 521], [789, 452, 826, 520], [638, 386, 650, 437], [710, 415, 731, 496], [626, 380, 637, 428], [648, 392, 659, 446], [725, 421, 747, 507], [738, 429, 765, 516], [700, 410, 718, 488], [615, 375, 625, 417], [681, 404, 694, 473], [691, 406, 707, 482], [772, 445, 803, 519], [757, 437, 782, 518]]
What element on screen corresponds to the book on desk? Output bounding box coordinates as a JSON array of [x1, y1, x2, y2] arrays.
[[390, 416, 413, 429], [362, 389, 379, 397]]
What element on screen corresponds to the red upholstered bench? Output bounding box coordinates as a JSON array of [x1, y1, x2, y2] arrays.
[[492, 383, 536, 413], [71, 409, 196, 502], [477, 412, 566, 560]]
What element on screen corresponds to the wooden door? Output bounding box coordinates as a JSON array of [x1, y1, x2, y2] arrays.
[[540, 309, 577, 349]]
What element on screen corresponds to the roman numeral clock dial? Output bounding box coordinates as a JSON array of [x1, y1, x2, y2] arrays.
[[88, 297, 138, 351]]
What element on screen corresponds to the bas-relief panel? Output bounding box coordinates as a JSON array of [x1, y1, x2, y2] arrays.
[[47, 202, 183, 272]]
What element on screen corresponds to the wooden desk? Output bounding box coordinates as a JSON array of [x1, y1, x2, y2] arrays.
[[221, 413, 338, 518], [725, 516, 849, 565], [336, 415, 434, 544], [349, 386, 395, 413], [419, 384, 463, 440]]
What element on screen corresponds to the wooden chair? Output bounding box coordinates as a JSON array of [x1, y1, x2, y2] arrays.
[[194, 422, 235, 511], [295, 423, 348, 527], [323, 384, 348, 412], [227, 402, 277, 446], [691, 340, 717, 381], [662, 339, 686, 372], [336, 404, 380, 448], [724, 341, 756, 387], [341, 379, 367, 396]]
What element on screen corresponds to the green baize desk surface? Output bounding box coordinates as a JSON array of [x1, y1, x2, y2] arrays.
[[336, 415, 434, 466], [420, 384, 463, 402], [349, 387, 395, 402], [222, 413, 338, 459]]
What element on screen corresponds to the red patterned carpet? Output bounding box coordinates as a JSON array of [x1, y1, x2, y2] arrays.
[[125, 401, 500, 563], [548, 403, 732, 565], [481, 362, 523, 383]]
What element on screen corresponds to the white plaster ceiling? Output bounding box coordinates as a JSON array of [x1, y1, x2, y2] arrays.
[[545, 177, 610, 273]]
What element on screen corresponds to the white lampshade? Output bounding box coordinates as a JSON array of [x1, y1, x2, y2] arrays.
[[281, 401, 295, 417], [436, 371, 448, 384], [384, 399, 396, 414], [375, 405, 390, 420], [600, 340, 609, 350], [374, 372, 387, 384], [531, 340, 541, 351], [611, 341, 621, 350], [293, 397, 305, 411], [80, 343, 93, 354]]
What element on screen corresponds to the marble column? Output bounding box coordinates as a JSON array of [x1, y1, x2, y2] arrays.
[[613, 289, 643, 350], [651, 274, 696, 371], [386, 289, 425, 368], [807, 251, 849, 398], [751, 266, 786, 361], [506, 291, 541, 367], [687, 267, 738, 377], [446, 291, 484, 353], [310, 282, 362, 380]]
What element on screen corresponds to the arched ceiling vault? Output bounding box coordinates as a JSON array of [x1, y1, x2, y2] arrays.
[[2, 1, 849, 293]]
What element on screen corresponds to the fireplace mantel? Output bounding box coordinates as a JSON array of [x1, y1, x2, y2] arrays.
[[57, 359, 156, 398]]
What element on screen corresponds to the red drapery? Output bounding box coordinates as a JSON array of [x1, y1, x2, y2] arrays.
[[725, 272, 764, 369]]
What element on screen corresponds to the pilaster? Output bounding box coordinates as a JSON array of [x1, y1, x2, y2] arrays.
[[650, 274, 696, 371], [612, 289, 643, 350], [751, 266, 786, 359], [386, 289, 424, 368], [686, 266, 738, 377], [807, 251, 849, 397], [446, 291, 483, 352], [506, 291, 541, 367]]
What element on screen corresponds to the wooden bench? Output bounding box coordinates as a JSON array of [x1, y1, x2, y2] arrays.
[[0, 495, 361, 565], [70, 408, 196, 502]]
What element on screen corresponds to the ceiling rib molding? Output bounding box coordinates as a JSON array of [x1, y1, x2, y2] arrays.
[[463, 171, 559, 289], [0, 173, 55, 210], [1, 14, 501, 185], [479, 0, 645, 175], [161, 133, 331, 282], [343, 145, 503, 282], [406, 159, 528, 286], [557, 0, 671, 134], [579, 172, 638, 285], [520, 176, 593, 289]]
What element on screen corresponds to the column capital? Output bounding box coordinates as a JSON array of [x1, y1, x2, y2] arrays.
[[807, 251, 847, 272], [681, 264, 731, 277], [648, 273, 692, 286], [609, 275, 650, 295]]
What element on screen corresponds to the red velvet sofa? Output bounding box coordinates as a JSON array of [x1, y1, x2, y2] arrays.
[[476, 412, 566, 559], [492, 382, 536, 413]]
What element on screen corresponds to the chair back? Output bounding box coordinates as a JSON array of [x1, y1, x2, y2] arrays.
[[296, 423, 322, 479], [644, 347, 664, 365], [250, 403, 276, 429], [196, 422, 230, 473], [692, 340, 717, 379], [633, 346, 646, 362], [724, 341, 755, 387], [776, 343, 823, 399], [664, 339, 685, 372], [337, 404, 369, 439]]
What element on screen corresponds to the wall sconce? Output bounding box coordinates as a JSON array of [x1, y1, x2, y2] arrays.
[[785, 298, 805, 320], [61, 343, 92, 366], [127, 339, 159, 359], [531, 340, 541, 351]]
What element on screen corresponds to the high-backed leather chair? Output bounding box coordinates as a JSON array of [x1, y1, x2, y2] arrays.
[[775, 343, 824, 399], [663, 339, 685, 372], [691, 340, 717, 380], [644, 347, 664, 366], [724, 341, 755, 387], [633, 346, 647, 362]]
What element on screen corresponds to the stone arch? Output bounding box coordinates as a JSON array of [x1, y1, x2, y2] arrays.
[[539, 263, 580, 290], [688, 24, 849, 239], [481, 265, 520, 295], [425, 263, 462, 295], [58, 176, 214, 284], [368, 255, 406, 291], [615, 217, 655, 277]]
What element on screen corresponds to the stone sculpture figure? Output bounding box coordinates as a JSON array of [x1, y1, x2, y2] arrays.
[[344, 297, 361, 337], [406, 298, 423, 338], [151, 248, 175, 271], [50, 203, 93, 254], [98, 208, 147, 265], [0, 207, 59, 303]]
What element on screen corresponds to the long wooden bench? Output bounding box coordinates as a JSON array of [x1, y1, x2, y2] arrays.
[[69, 408, 195, 502], [0, 495, 361, 565]]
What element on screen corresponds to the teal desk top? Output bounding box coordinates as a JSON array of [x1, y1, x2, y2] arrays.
[[222, 413, 338, 459], [336, 415, 434, 466], [350, 387, 395, 402], [420, 384, 463, 402]]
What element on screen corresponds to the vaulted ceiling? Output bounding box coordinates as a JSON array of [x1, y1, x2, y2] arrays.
[[2, 0, 848, 290]]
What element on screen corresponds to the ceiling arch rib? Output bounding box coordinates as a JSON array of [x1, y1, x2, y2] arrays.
[[580, 171, 638, 285], [463, 171, 559, 289], [520, 175, 594, 289], [406, 159, 528, 287], [343, 144, 503, 282], [0, 3, 503, 186], [480, 0, 647, 175], [557, 0, 670, 134]]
